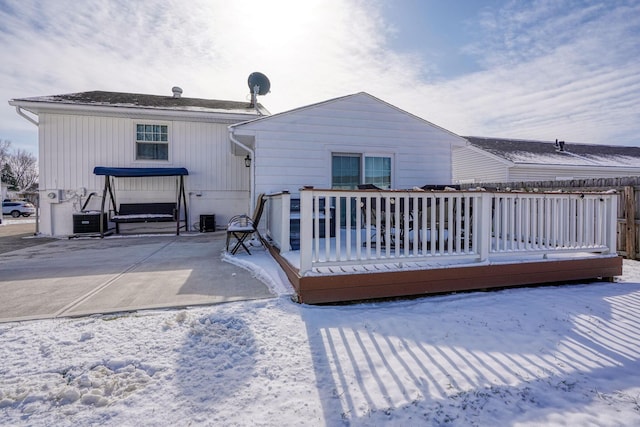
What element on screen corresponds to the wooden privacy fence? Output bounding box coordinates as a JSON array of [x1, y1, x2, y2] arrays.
[[460, 176, 640, 260]]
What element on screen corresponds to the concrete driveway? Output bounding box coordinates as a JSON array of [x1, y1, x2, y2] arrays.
[[0, 226, 274, 323], [0, 219, 56, 253]]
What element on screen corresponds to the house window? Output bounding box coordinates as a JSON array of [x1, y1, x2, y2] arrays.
[[331, 153, 392, 189], [332, 154, 361, 189], [364, 156, 391, 189], [136, 124, 168, 160]]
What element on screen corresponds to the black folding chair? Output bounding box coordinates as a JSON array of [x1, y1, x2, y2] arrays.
[[226, 194, 266, 255]]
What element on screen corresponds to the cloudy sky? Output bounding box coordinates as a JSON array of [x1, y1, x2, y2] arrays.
[[1, 0, 639, 156]]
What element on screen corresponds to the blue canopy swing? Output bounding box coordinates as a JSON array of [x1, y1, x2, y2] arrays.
[[93, 167, 189, 237]]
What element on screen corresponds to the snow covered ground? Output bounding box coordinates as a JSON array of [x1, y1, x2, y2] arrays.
[[0, 218, 36, 226], [1, 245, 639, 426]]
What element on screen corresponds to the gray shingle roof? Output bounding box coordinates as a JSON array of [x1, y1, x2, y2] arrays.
[[465, 136, 640, 167], [12, 91, 265, 115]]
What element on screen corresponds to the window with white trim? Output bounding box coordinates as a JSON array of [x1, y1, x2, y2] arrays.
[[364, 156, 391, 189], [331, 153, 392, 189], [136, 124, 168, 160]]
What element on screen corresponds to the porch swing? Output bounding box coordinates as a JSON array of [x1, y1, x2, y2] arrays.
[[93, 166, 189, 237]]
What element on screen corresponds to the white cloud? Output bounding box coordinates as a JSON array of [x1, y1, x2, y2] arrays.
[[400, 0, 640, 144], [1, 0, 639, 155], [0, 0, 413, 134]]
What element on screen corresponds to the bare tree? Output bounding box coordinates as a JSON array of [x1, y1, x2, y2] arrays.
[[0, 139, 10, 163], [6, 149, 38, 192], [0, 140, 12, 193]]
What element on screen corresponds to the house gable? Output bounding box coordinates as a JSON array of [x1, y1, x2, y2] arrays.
[[232, 92, 467, 146], [230, 92, 466, 195]]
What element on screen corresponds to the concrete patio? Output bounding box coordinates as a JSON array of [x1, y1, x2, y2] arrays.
[[0, 225, 274, 323]]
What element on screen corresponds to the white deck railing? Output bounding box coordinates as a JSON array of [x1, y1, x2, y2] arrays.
[[266, 189, 618, 275]]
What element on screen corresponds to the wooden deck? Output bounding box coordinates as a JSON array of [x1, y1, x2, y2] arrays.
[[264, 189, 623, 304], [267, 243, 622, 304]]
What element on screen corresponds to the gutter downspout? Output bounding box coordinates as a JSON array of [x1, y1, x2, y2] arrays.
[[14, 106, 41, 234], [228, 127, 256, 215], [15, 106, 39, 126]]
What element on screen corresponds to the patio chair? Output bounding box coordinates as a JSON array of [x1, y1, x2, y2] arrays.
[[358, 184, 386, 245], [226, 193, 266, 255], [357, 184, 419, 247]]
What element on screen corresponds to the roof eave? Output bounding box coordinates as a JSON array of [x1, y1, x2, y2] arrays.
[[8, 99, 262, 122], [513, 162, 640, 171]]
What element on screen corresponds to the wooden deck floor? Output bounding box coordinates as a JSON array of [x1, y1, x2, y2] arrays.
[[267, 244, 622, 304]]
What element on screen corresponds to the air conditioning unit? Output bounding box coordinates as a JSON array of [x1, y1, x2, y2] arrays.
[[199, 214, 216, 232], [73, 212, 108, 234]]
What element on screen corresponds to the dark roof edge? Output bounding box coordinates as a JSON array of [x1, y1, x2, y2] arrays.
[[10, 90, 269, 115], [463, 136, 640, 150]]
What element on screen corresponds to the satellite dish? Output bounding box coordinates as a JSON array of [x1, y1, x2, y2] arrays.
[[247, 72, 270, 96]]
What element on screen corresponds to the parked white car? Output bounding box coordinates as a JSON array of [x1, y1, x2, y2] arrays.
[[2, 200, 36, 217]]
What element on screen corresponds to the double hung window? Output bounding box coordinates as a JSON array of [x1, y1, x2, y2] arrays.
[[136, 124, 168, 161]]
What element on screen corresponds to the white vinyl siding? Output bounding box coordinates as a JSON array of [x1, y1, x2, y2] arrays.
[[37, 112, 251, 235], [453, 146, 509, 183], [235, 93, 464, 196], [39, 113, 248, 192]]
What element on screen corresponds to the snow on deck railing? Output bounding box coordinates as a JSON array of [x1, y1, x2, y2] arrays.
[[267, 189, 617, 275]]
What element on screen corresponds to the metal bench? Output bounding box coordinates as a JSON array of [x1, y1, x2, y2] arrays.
[[111, 203, 177, 226]]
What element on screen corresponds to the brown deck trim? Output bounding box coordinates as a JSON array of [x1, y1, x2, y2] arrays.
[[265, 243, 303, 298], [266, 244, 622, 304]]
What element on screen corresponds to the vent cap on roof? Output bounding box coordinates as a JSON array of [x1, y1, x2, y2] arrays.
[[172, 86, 183, 98]]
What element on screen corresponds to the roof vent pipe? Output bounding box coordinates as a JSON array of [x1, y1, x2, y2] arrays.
[[172, 86, 183, 98], [559, 141, 565, 152]]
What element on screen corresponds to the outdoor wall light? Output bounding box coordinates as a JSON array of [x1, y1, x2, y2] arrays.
[[244, 154, 252, 168]]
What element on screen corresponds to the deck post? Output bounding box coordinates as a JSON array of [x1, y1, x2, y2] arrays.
[[624, 186, 636, 259], [299, 189, 313, 274], [280, 191, 291, 254], [478, 192, 493, 262], [609, 192, 621, 256]]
